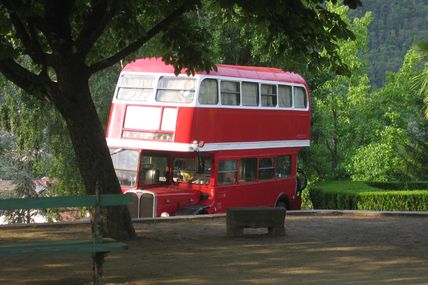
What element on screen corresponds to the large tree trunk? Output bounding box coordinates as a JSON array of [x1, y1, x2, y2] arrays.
[[52, 58, 136, 240]]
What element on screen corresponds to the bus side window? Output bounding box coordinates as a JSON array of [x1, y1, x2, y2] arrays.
[[276, 155, 291, 178], [258, 158, 275, 180], [261, 84, 277, 107], [278, 85, 292, 108], [239, 158, 257, 182], [199, 79, 218, 105], [242, 82, 259, 106], [218, 160, 237, 185], [156, 77, 195, 103], [221, 81, 240, 106], [294, 86, 308, 109]]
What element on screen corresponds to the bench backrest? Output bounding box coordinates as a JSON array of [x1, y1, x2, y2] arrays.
[[0, 194, 132, 210]]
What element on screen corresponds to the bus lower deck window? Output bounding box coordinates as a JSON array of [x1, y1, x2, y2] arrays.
[[239, 158, 257, 182], [258, 158, 275, 180], [276, 155, 291, 178], [110, 149, 139, 187], [218, 160, 237, 184]]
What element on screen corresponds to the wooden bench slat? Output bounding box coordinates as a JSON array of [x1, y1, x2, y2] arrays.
[[0, 194, 132, 210], [0, 238, 128, 257]]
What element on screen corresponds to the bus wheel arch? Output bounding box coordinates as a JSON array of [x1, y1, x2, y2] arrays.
[[275, 194, 289, 210]]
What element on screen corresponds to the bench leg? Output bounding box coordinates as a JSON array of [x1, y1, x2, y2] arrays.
[[227, 226, 244, 237], [268, 226, 285, 236], [92, 252, 105, 285]]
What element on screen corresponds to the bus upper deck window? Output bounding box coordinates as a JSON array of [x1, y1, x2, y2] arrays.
[[199, 79, 218, 105], [261, 84, 277, 107], [156, 77, 196, 103], [278, 85, 292, 108], [242, 82, 259, 106], [221, 81, 240, 106], [117, 74, 155, 101], [294, 87, 308, 109]]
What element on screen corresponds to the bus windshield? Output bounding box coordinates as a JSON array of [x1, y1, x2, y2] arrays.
[[173, 156, 211, 185], [110, 148, 139, 187], [139, 154, 169, 185]]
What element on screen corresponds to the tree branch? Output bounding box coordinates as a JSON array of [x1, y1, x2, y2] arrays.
[[1, 0, 49, 66], [88, 3, 190, 74], [75, 0, 119, 57], [0, 59, 58, 101]]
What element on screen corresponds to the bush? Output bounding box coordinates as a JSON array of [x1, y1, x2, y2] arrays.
[[310, 180, 428, 211]]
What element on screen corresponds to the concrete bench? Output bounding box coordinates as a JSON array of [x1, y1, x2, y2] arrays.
[[226, 207, 286, 237]]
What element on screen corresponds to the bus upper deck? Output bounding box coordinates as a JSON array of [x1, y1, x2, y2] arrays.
[[106, 58, 311, 153]]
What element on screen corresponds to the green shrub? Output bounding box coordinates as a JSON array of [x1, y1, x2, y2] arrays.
[[310, 180, 428, 211]]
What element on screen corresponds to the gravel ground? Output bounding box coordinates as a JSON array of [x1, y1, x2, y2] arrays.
[[1, 212, 428, 285]]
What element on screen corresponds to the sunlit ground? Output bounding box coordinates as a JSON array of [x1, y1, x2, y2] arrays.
[[1, 214, 428, 285]]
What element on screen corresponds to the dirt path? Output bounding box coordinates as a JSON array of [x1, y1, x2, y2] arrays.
[[1, 213, 428, 285]]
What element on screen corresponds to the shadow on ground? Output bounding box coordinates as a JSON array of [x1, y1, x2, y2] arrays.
[[1, 215, 427, 285]]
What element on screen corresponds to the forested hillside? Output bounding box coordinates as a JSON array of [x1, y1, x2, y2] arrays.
[[352, 0, 428, 88]]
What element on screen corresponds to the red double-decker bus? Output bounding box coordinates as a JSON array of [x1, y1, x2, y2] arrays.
[[107, 58, 310, 218]]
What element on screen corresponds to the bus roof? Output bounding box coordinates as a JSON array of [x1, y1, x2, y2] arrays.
[[122, 58, 307, 85]]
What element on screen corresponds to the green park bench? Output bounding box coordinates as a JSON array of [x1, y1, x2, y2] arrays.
[[0, 192, 132, 285], [226, 207, 286, 237]]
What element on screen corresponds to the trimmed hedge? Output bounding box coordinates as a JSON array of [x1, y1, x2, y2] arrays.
[[310, 181, 428, 211], [367, 181, 428, 190]]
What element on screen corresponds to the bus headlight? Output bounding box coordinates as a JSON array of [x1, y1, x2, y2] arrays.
[[160, 212, 170, 217]]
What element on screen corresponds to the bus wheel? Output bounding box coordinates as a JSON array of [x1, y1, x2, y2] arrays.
[[275, 200, 287, 210]]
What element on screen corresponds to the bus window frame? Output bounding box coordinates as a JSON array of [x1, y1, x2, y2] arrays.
[[198, 78, 219, 105], [220, 80, 241, 106], [156, 76, 196, 104], [138, 151, 170, 187]]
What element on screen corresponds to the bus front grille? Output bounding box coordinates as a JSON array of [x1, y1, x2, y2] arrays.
[[140, 193, 155, 218], [124, 190, 156, 218]]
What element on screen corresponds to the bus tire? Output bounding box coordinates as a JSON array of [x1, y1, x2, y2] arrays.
[[275, 199, 288, 211]]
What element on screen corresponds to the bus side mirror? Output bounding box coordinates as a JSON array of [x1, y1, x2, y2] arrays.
[[296, 168, 307, 195]]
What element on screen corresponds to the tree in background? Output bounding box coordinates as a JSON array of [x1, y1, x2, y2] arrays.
[[347, 49, 427, 181], [0, 0, 361, 238], [0, 133, 41, 224], [304, 3, 372, 179], [413, 41, 428, 118]]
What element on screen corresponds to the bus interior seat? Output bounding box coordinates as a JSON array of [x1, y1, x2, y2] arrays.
[[145, 169, 160, 184]]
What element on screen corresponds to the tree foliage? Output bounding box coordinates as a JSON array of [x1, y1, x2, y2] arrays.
[[413, 41, 428, 118], [305, 3, 372, 179]]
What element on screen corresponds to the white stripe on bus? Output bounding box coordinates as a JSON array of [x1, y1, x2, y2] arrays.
[[107, 138, 310, 152]]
